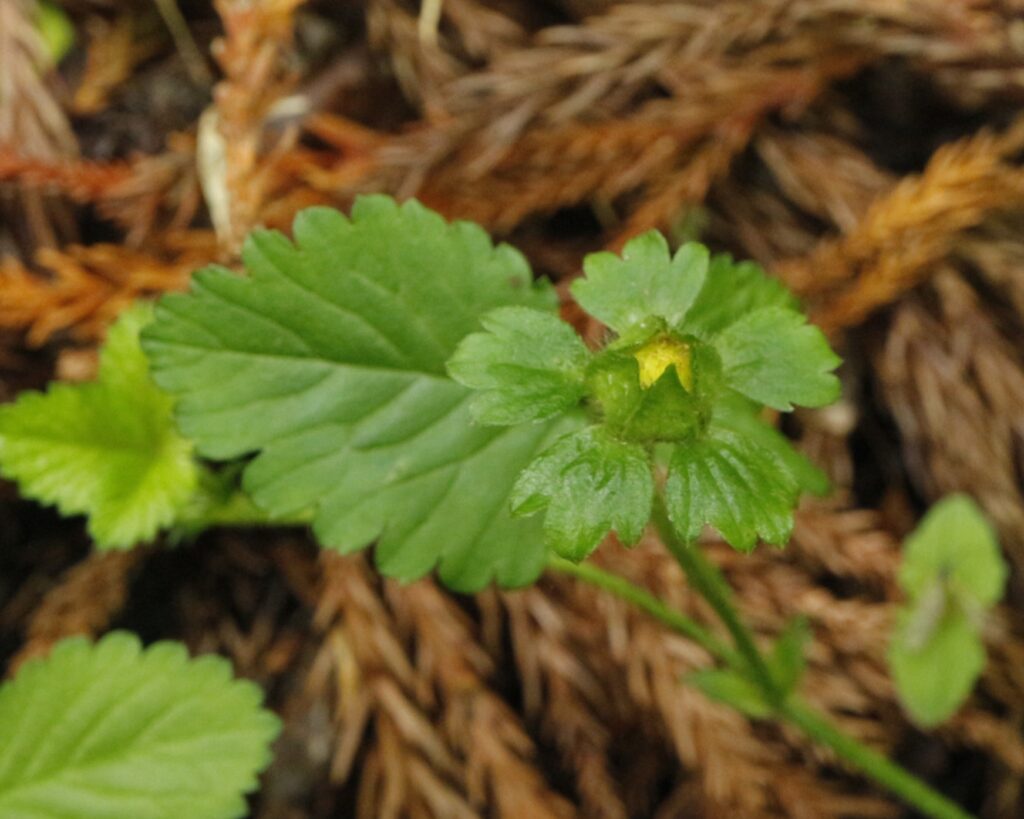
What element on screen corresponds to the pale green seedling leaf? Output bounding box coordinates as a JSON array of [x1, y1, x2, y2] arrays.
[[888, 495, 1007, 727], [889, 607, 985, 728], [572, 232, 708, 335], [0, 304, 198, 548], [714, 306, 841, 411], [900, 494, 1007, 606], [144, 196, 576, 591], [682, 254, 796, 338], [510, 427, 653, 561], [689, 668, 772, 718], [447, 306, 590, 424], [0, 632, 279, 819], [665, 426, 801, 550]]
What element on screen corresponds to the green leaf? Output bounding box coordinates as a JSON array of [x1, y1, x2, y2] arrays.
[[665, 427, 801, 550], [447, 307, 590, 425], [770, 616, 810, 695], [511, 427, 653, 561], [900, 494, 1007, 606], [36, 1, 75, 64], [888, 495, 1007, 727], [689, 668, 772, 718], [0, 632, 279, 819], [889, 606, 985, 728], [714, 307, 841, 411], [572, 232, 709, 335], [711, 393, 829, 496], [0, 304, 199, 548], [682, 254, 796, 338], [144, 196, 572, 591]]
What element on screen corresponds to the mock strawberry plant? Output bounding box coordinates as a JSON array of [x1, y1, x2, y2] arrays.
[[0, 196, 992, 819]]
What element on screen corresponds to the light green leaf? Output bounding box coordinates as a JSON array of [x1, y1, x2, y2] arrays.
[[144, 196, 572, 591], [0, 632, 279, 819], [888, 495, 1007, 727], [689, 668, 772, 718], [714, 307, 841, 411], [447, 306, 590, 425], [0, 304, 198, 548], [770, 616, 810, 695], [889, 607, 985, 728], [572, 232, 709, 335], [511, 427, 653, 561], [682, 254, 796, 338], [665, 427, 801, 550], [900, 494, 1007, 606]]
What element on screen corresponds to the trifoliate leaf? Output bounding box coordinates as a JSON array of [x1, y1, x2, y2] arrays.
[[889, 606, 985, 728], [665, 427, 800, 550], [447, 306, 590, 424], [144, 196, 575, 591], [0, 632, 279, 819], [714, 306, 841, 411], [510, 427, 653, 561], [888, 495, 1007, 727], [682, 254, 796, 338], [572, 232, 708, 335], [711, 393, 829, 496], [689, 668, 773, 718], [0, 304, 198, 548], [900, 494, 1006, 606]]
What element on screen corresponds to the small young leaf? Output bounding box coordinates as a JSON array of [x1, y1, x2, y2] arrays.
[[0, 632, 279, 819], [770, 616, 810, 695], [447, 306, 590, 425], [682, 254, 796, 338], [145, 196, 573, 591], [888, 495, 1007, 727], [511, 427, 653, 561], [689, 668, 772, 718], [665, 427, 800, 550], [900, 494, 1007, 606], [889, 608, 985, 728], [714, 307, 841, 411], [572, 232, 709, 335], [0, 304, 198, 548]]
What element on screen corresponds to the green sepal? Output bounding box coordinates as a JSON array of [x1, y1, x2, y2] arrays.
[[447, 306, 590, 425], [511, 426, 653, 561]]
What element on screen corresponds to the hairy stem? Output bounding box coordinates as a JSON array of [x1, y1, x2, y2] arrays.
[[547, 556, 738, 665]]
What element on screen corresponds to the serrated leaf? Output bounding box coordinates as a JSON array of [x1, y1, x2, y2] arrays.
[[447, 306, 590, 424], [888, 607, 985, 728], [0, 632, 279, 819], [511, 427, 653, 561], [144, 196, 572, 591], [665, 427, 801, 550], [682, 254, 797, 338], [900, 494, 1006, 606], [0, 304, 199, 548], [689, 668, 772, 718], [714, 306, 841, 411], [711, 393, 829, 496], [770, 616, 810, 695], [572, 232, 708, 335]]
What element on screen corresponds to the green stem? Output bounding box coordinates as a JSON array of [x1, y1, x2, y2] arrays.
[[547, 556, 738, 666], [780, 701, 973, 819], [650, 497, 782, 702], [554, 504, 975, 819]]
